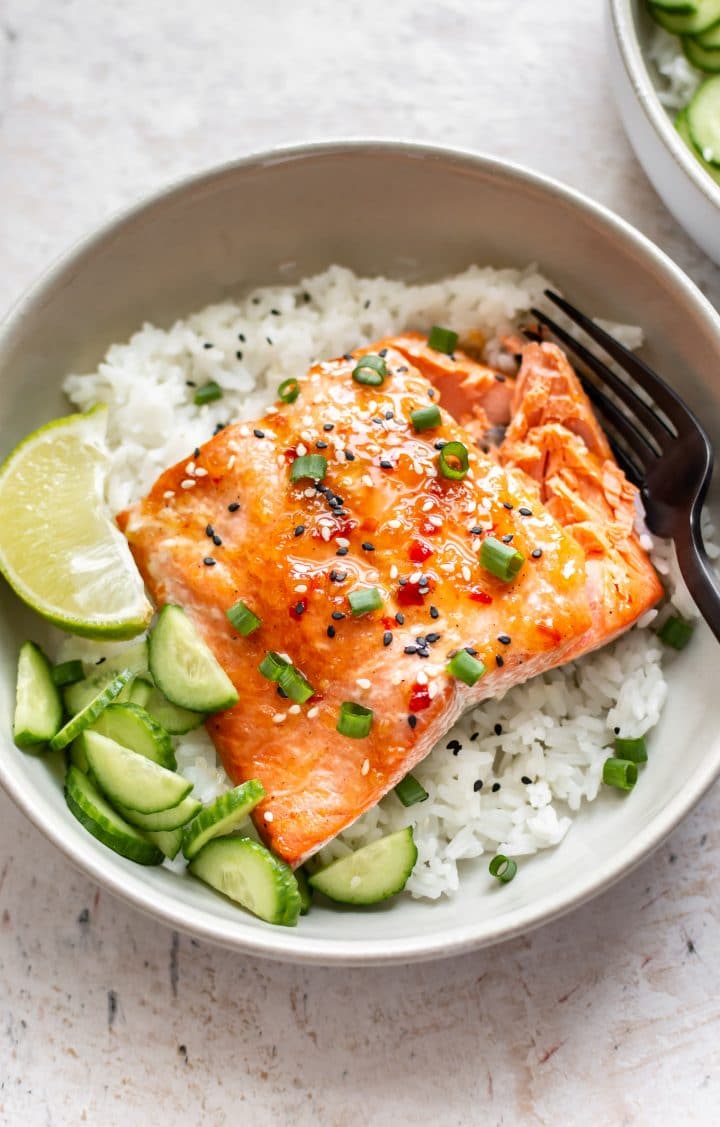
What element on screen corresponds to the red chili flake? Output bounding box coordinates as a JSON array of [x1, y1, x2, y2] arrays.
[[335, 517, 358, 539], [419, 520, 440, 537], [409, 539, 433, 563], [284, 447, 298, 463], [397, 579, 433, 606], [469, 588, 493, 605], [381, 616, 397, 632], [408, 682, 431, 712], [361, 517, 379, 533], [289, 597, 308, 621]]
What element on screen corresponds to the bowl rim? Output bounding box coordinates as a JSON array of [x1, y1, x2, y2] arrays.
[[609, 0, 720, 209], [2, 139, 720, 966]]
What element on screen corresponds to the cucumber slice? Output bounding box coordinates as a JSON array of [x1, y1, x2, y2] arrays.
[[295, 867, 313, 915], [309, 827, 417, 905], [128, 677, 153, 708], [683, 34, 720, 69], [50, 669, 133, 750], [189, 836, 301, 926], [13, 641, 63, 748], [89, 702, 176, 770], [142, 684, 206, 734], [115, 793, 202, 831], [69, 731, 90, 772], [181, 780, 266, 860], [51, 659, 85, 688], [84, 730, 192, 813], [63, 640, 149, 714], [65, 765, 163, 865], [675, 106, 720, 179], [149, 605, 238, 713], [651, 0, 698, 10], [651, 0, 720, 33], [687, 75, 720, 163], [143, 826, 183, 860], [696, 18, 720, 42]]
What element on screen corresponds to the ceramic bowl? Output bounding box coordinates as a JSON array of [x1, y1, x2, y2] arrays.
[[1, 142, 719, 965], [608, 0, 720, 263]]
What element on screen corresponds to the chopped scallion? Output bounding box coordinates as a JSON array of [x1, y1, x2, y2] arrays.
[[290, 454, 327, 482], [352, 355, 387, 386], [614, 736, 647, 763], [447, 649, 486, 686], [337, 701, 374, 738], [394, 773, 428, 807], [410, 405, 441, 433], [489, 855, 517, 883], [658, 615, 694, 650], [278, 377, 300, 404], [438, 440, 469, 481], [194, 381, 223, 406], [259, 651, 291, 682], [51, 659, 85, 687], [226, 599, 261, 637], [278, 663, 314, 704], [348, 587, 384, 616], [602, 757, 638, 792], [479, 536, 525, 582], [428, 325, 458, 354]]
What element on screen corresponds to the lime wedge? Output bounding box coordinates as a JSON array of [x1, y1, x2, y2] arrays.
[[0, 406, 152, 639]]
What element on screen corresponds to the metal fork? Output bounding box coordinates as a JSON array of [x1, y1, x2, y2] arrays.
[[527, 290, 720, 643]]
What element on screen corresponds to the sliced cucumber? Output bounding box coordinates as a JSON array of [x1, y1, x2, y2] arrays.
[[309, 827, 417, 905], [295, 867, 313, 915], [115, 793, 202, 831], [182, 780, 266, 860], [189, 836, 301, 926], [651, 0, 698, 8], [149, 605, 238, 713], [13, 641, 63, 748], [51, 659, 85, 688], [128, 677, 153, 708], [143, 826, 184, 860], [65, 765, 163, 866], [675, 106, 720, 179], [141, 684, 206, 734], [83, 730, 192, 813], [650, 0, 720, 34], [69, 731, 90, 772], [696, 19, 720, 43], [687, 75, 720, 164], [683, 34, 720, 69], [89, 702, 176, 770], [63, 640, 149, 714], [50, 669, 133, 751]]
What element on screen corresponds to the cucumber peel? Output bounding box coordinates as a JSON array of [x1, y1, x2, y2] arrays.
[[182, 780, 266, 860]]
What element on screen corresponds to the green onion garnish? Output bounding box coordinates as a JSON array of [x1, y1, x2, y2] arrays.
[[51, 659, 85, 687], [290, 454, 327, 482], [428, 325, 458, 354], [438, 440, 469, 481], [447, 649, 486, 686], [394, 773, 428, 807], [352, 355, 387, 386], [614, 736, 647, 763], [278, 664, 314, 704], [336, 701, 374, 738], [258, 651, 291, 681], [410, 405, 441, 433], [489, 855, 517, 883], [348, 587, 384, 616], [194, 381, 223, 406], [479, 536, 525, 582], [658, 615, 694, 650], [278, 377, 300, 404], [602, 757, 638, 792], [226, 599, 261, 637]]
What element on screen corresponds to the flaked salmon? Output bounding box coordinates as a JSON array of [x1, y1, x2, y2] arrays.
[[118, 335, 662, 866]]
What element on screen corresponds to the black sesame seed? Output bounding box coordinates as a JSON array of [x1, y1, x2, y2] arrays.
[[203, 557, 216, 566], [228, 502, 240, 512], [417, 648, 430, 658], [502, 502, 513, 510], [203, 342, 213, 349], [415, 635, 426, 647], [252, 297, 260, 304], [521, 776, 532, 785], [303, 292, 312, 303], [491, 782, 501, 793], [238, 333, 246, 342], [494, 374, 506, 382], [494, 723, 503, 736], [362, 542, 375, 551], [519, 507, 532, 517], [470, 731, 479, 741], [327, 625, 336, 638], [383, 631, 393, 647], [335, 547, 348, 556], [473, 779, 483, 792], [395, 612, 405, 625], [447, 739, 461, 751], [426, 632, 441, 644], [95, 657, 106, 665], [343, 352, 353, 361], [407, 715, 417, 729], [427, 387, 435, 399], [294, 524, 305, 537], [497, 634, 512, 645], [316, 441, 328, 450], [378, 348, 388, 358], [470, 525, 484, 535], [501, 534, 513, 544], [434, 440, 447, 451], [398, 578, 408, 586], [614, 726, 620, 735], [213, 534, 222, 547], [194, 448, 200, 459], [205, 524, 214, 537], [532, 548, 543, 559], [332, 495, 344, 505], [364, 298, 371, 309], [213, 422, 228, 435], [429, 606, 439, 619], [330, 570, 347, 582], [271, 308, 281, 316], [380, 459, 393, 469], [344, 450, 355, 461], [253, 428, 265, 439], [464, 647, 479, 656], [385, 410, 394, 420], [236, 350, 243, 360], [186, 380, 197, 387], [331, 611, 346, 621], [266, 336, 273, 345], [397, 365, 409, 373], [372, 417, 383, 425], [495, 655, 504, 667], [277, 684, 288, 699], [295, 602, 305, 616], [329, 497, 341, 509], [323, 423, 334, 431], [404, 645, 418, 655]]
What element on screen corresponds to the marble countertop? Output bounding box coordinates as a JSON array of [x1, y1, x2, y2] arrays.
[[1, 1, 719, 1123]]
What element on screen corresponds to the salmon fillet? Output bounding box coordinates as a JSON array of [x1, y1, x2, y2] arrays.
[[118, 335, 662, 866]]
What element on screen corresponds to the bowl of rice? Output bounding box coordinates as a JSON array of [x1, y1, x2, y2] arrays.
[[608, 0, 720, 263], [1, 141, 720, 965]]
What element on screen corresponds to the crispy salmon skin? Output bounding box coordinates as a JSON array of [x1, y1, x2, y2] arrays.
[[118, 336, 661, 866]]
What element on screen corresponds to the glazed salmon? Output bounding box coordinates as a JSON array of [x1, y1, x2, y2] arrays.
[[118, 335, 661, 866]]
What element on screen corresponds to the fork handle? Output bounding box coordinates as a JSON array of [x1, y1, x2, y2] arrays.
[[675, 509, 720, 644]]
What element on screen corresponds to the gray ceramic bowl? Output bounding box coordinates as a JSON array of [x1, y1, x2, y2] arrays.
[[1, 142, 719, 965], [608, 0, 720, 262]]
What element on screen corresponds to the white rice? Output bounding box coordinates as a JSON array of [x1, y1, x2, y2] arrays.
[[647, 26, 700, 112], [59, 265, 699, 900]]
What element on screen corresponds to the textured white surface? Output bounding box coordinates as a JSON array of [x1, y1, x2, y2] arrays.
[[1, 1, 720, 1123]]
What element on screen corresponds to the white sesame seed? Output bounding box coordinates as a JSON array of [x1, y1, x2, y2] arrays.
[[415, 670, 428, 685], [239, 425, 250, 437], [288, 704, 301, 715], [227, 455, 236, 469], [307, 706, 319, 719], [429, 515, 443, 527], [409, 571, 421, 584], [472, 540, 482, 553], [362, 474, 374, 488], [304, 486, 315, 498], [389, 564, 399, 579], [163, 490, 175, 499], [264, 811, 274, 822], [336, 537, 350, 547], [180, 479, 196, 489], [195, 466, 208, 477], [294, 584, 308, 593], [302, 414, 314, 427], [356, 677, 371, 689], [321, 527, 331, 542], [272, 714, 286, 725], [361, 759, 370, 776], [428, 680, 439, 699], [441, 562, 454, 572], [296, 443, 308, 457], [465, 500, 476, 513], [301, 431, 314, 444], [368, 400, 378, 413], [422, 500, 434, 512], [388, 519, 402, 529], [185, 462, 195, 475]]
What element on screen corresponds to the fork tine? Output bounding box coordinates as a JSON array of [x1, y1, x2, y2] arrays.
[[530, 308, 672, 449], [608, 437, 644, 487], [543, 290, 687, 427], [575, 372, 657, 465]]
